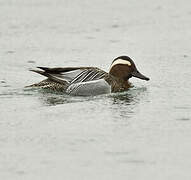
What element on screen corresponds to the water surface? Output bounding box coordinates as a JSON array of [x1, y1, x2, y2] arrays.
[[0, 0, 191, 179]]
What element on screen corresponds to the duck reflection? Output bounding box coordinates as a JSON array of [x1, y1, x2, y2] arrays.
[[110, 86, 148, 105], [107, 86, 148, 121], [40, 95, 69, 106], [38, 91, 84, 106], [36, 89, 96, 106], [28, 85, 148, 107], [24, 87, 74, 106], [111, 92, 135, 105]]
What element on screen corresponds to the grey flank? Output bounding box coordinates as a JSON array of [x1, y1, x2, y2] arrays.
[[66, 79, 111, 96]]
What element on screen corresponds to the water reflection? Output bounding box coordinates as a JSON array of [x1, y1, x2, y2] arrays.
[[107, 86, 148, 121], [39, 93, 90, 106], [24, 86, 148, 107], [36, 89, 92, 106], [40, 95, 69, 105], [110, 86, 148, 105], [111, 92, 135, 105]]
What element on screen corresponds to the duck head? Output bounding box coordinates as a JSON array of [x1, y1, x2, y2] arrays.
[[109, 56, 150, 81]]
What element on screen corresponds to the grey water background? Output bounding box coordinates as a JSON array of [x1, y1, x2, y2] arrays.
[[0, 0, 191, 179]]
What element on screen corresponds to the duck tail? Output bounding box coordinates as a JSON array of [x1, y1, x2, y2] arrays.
[[30, 69, 46, 75], [29, 69, 52, 79]]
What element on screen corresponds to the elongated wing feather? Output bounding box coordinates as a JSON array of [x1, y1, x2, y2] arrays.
[[31, 67, 107, 84], [37, 67, 89, 73], [69, 68, 106, 83], [30, 69, 68, 84]]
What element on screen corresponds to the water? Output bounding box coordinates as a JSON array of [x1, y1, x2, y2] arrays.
[[0, 0, 191, 179]]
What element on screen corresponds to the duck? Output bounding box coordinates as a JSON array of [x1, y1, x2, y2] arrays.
[[27, 56, 149, 96]]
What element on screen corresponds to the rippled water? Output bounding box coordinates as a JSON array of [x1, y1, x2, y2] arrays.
[[0, 0, 191, 179]]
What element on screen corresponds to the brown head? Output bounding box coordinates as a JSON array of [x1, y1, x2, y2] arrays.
[[109, 56, 150, 81]]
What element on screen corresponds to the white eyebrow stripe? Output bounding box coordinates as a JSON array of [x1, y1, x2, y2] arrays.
[[110, 59, 131, 70]]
